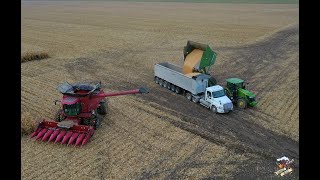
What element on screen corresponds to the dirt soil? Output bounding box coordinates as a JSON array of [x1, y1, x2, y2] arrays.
[[21, 1, 298, 179]]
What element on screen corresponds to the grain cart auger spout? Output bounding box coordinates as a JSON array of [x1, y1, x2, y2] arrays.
[[30, 82, 149, 146]]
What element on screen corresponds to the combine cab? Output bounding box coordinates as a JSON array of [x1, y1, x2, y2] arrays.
[[30, 82, 149, 146]]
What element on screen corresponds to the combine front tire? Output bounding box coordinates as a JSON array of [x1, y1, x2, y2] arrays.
[[97, 99, 107, 115], [95, 114, 102, 129], [54, 110, 65, 122], [237, 98, 247, 109]]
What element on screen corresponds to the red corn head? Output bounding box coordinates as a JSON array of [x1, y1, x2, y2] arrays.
[[75, 134, 85, 146], [67, 133, 79, 145], [81, 134, 90, 146], [48, 130, 60, 142], [36, 129, 48, 140], [30, 128, 43, 138], [30, 120, 95, 146], [55, 131, 67, 144], [81, 130, 94, 146], [42, 129, 54, 141], [61, 131, 73, 145]]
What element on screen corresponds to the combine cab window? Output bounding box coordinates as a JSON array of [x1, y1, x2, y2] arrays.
[[63, 103, 81, 116]]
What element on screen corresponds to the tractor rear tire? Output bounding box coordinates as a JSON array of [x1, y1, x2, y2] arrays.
[[237, 98, 247, 109], [97, 99, 107, 115], [54, 110, 65, 122]]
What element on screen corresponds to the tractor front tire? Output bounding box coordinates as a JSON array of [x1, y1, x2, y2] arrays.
[[237, 98, 247, 109], [54, 110, 65, 122], [97, 99, 107, 115]]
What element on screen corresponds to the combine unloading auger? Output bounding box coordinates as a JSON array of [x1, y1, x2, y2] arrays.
[[30, 82, 149, 146]]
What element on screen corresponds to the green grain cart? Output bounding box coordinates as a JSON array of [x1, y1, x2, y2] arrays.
[[224, 78, 257, 109], [183, 40, 217, 85]]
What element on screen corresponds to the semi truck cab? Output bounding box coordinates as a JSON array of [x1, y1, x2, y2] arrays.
[[200, 85, 233, 113]]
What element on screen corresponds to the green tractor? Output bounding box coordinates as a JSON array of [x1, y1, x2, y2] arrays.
[[224, 78, 257, 109]]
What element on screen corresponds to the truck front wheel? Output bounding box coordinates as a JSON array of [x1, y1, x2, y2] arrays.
[[211, 105, 217, 113]]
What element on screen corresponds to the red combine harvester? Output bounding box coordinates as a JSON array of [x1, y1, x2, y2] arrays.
[[30, 81, 149, 146]]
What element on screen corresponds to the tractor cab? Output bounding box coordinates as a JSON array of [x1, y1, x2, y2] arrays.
[[226, 78, 245, 91], [225, 78, 245, 100]]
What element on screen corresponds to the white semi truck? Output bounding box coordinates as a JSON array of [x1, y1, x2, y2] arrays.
[[154, 62, 233, 113]]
